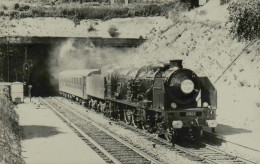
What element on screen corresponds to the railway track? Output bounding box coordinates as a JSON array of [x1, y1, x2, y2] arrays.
[[203, 131, 260, 154], [117, 122, 256, 164], [39, 97, 160, 164], [51, 97, 257, 164]]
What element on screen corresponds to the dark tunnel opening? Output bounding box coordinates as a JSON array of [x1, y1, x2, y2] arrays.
[[27, 44, 59, 97], [0, 37, 145, 97], [0, 43, 59, 97], [29, 61, 59, 97]]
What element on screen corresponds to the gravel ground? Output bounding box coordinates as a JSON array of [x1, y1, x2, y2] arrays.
[[56, 96, 260, 163], [54, 97, 200, 164]]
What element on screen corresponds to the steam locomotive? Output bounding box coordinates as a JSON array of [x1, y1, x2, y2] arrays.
[[59, 60, 217, 142]]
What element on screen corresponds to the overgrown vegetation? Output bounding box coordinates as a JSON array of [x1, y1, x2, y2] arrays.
[[0, 86, 24, 164], [227, 0, 260, 41], [0, 1, 189, 22], [220, 0, 230, 5]]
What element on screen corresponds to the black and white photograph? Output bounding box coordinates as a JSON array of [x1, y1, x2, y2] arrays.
[[0, 0, 259, 163]]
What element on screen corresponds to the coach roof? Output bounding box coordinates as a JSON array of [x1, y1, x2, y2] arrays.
[[59, 69, 100, 77]]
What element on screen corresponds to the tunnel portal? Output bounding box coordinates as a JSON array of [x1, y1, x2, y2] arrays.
[[0, 36, 145, 96]]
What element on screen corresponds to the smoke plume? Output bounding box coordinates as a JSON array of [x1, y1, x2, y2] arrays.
[[47, 39, 138, 88]]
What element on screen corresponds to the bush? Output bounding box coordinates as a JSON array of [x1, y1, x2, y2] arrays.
[[19, 4, 30, 11], [1, 1, 188, 21], [9, 10, 19, 19], [31, 6, 46, 17], [0, 11, 4, 16], [227, 0, 260, 41], [88, 25, 96, 32], [14, 3, 20, 10], [220, 0, 230, 5], [0, 4, 8, 10], [108, 25, 120, 38]]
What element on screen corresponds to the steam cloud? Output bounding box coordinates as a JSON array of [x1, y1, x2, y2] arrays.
[[47, 39, 138, 88]]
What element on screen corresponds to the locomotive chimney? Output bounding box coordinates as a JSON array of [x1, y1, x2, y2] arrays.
[[170, 60, 183, 69]]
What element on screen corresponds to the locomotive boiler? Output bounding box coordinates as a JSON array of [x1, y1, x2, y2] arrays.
[[59, 60, 217, 143]]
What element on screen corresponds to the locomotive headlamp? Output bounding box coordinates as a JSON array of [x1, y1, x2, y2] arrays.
[[171, 102, 177, 109], [172, 121, 183, 129], [206, 120, 218, 128], [203, 102, 209, 107], [180, 79, 194, 94]]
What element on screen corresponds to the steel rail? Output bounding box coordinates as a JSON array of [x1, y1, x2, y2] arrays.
[[116, 118, 257, 164], [54, 97, 257, 164], [39, 97, 121, 164], [51, 98, 161, 164], [41, 97, 160, 164]]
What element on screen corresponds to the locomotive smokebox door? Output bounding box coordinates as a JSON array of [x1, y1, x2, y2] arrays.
[[199, 77, 217, 109]]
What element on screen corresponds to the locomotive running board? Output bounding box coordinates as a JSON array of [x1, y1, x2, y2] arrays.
[[106, 98, 139, 108]]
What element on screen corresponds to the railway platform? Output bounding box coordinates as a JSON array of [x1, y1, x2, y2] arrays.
[[15, 98, 106, 164]]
